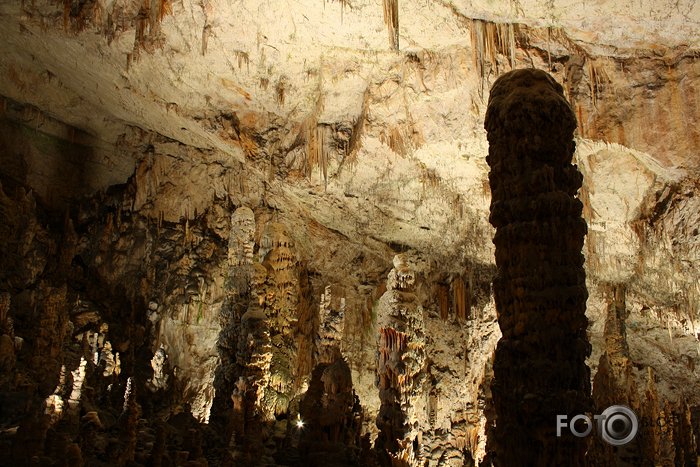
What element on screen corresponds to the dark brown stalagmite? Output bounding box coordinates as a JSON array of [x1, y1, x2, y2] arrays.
[[484, 68, 591, 466]]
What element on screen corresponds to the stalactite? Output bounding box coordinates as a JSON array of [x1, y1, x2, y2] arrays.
[[453, 275, 467, 321], [275, 77, 286, 106], [508, 23, 515, 69], [471, 20, 519, 95], [132, 5, 149, 62], [303, 66, 329, 186], [305, 122, 328, 185], [160, 0, 172, 21], [467, 268, 474, 319], [547, 26, 552, 71], [485, 68, 591, 466], [382, 0, 399, 53], [435, 284, 449, 320], [63, 0, 71, 31]]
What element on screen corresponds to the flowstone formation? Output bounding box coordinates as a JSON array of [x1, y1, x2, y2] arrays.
[[374, 254, 426, 464], [484, 68, 591, 466]]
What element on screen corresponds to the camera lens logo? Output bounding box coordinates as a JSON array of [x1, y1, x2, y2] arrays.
[[556, 405, 638, 446], [598, 405, 638, 446]]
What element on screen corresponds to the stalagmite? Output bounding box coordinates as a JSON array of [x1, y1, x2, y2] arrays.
[[148, 344, 170, 391], [99, 341, 121, 377], [315, 285, 345, 363], [67, 357, 87, 416], [229, 207, 256, 273], [44, 365, 67, 426], [298, 282, 362, 463], [0, 292, 17, 383], [375, 254, 426, 463], [212, 206, 257, 431], [589, 284, 641, 464], [118, 377, 139, 465], [232, 306, 272, 461], [257, 222, 301, 417], [484, 68, 591, 466]]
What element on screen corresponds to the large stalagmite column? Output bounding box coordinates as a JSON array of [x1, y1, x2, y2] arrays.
[[484, 68, 591, 466], [375, 254, 425, 463]]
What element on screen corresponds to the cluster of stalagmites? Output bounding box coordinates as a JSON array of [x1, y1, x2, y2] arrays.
[[588, 284, 700, 465], [0, 181, 220, 467], [484, 69, 591, 466], [211, 207, 313, 465], [374, 254, 426, 465]]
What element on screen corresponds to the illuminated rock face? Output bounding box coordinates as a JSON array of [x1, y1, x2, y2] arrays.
[[484, 68, 591, 466]]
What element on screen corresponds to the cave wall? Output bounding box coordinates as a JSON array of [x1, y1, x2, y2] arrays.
[[2, 0, 700, 465]]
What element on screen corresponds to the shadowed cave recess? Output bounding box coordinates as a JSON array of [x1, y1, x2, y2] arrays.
[[4, 0, 700, 466]]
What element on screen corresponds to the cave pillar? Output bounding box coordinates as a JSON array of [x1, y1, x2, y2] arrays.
[[484, 68, 591, 466]]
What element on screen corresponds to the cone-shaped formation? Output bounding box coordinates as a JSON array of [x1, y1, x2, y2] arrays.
[[484, 68, 591, 466]]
